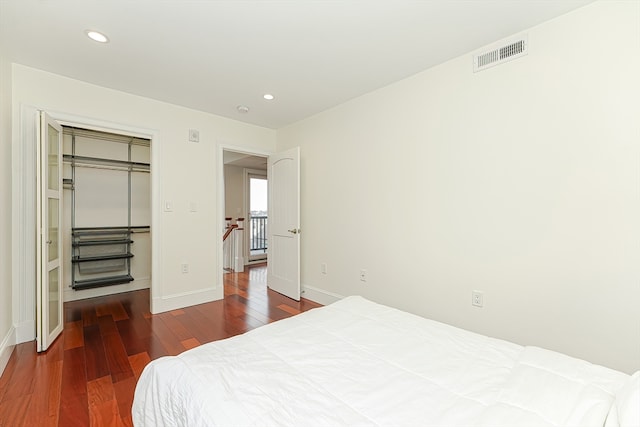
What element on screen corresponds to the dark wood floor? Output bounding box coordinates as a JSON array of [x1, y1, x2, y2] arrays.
[[0, 264, 321, 426]]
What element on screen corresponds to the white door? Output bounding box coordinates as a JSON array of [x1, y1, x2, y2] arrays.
[[36, 112, 63, 352], [267, 147, 300, 300]]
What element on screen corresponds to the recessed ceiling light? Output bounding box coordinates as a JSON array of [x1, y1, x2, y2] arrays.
[[237, 105, 250, 113], [263, 94, 275, 101], [85, 30, 109, 43]]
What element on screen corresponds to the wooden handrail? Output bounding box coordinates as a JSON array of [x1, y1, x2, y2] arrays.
[[223, 224, 238, 242]]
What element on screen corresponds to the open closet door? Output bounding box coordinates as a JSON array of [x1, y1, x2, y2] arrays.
[[267, 147, 301, 301], [36, 112, 63, 352]]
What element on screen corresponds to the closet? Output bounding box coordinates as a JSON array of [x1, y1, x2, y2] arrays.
[[62, 127, 151, 301]]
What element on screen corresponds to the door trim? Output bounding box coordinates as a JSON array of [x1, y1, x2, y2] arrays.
[[217, 144, 272, 290]]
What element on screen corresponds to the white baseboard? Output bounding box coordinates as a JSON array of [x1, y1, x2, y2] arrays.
[[151, 287, 222, 314], [0, 326, 16, 377], [63, 277, 151, 302], [301, 285, 345, 306]]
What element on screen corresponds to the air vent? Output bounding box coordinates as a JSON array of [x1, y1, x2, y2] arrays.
[[473, 34, 528, 72]]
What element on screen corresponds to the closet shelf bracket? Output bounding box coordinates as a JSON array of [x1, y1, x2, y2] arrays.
[[73, 275, 135, 290]]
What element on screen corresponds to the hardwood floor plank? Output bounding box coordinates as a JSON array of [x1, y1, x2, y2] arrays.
[[0, 394, 32, 427], [63, 320, 85, 350], [87, 376, 115, 407], [24, 355, 51, 426], [95, 302, 112, 318], [175, 305, 223, 344], [83, 324, 110, 381], [277, 303, 302, 316], [65, 304, 83, 323], [102, 332, 134, 383], [97, 315, 119, 337], [0, 342, 37, 402], [157, 311, 193, 341], [0, 344, 19, 403], [181, 337, 201, 351], [119, 291, 149, 321], [147, 317, 185, 357], [47, 360, 63, 422], [121, 414, 133, 427], [87, 376, 125, 427], [225, 295, 268, 330], [58, 347, 89, 427], [112, 376, 136, 425], [267, 304, 296, 323], [127, 352, 151, 380], [108, 301, 130, 322], [0, 264, 322, 426], [89, 400, 120, 427], [82, 306, 98, 327], [115, 317, 153, 357], [133, 335, 169, 361]]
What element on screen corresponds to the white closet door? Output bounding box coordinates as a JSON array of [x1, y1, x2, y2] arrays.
[[36, 112, 63, 352]]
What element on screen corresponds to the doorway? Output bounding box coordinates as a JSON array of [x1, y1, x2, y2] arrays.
[[218, 144, 301, 301], [17, 107, 159, 349], [222, 150, 268, 271]]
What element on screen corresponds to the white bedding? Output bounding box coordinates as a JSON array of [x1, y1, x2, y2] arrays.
[[132, 296, 631, 426]]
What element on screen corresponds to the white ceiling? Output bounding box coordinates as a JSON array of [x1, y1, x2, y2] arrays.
[[0, 0, 595, 129]]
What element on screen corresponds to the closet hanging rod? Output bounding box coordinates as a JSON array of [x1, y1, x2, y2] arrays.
[[73, 225, 150, 231], [63, 126, 151, 147], [63, 154, 150, 171], [67, 163, 150, 173]]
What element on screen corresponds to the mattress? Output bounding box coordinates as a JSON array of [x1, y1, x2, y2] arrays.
[[132, 296, 634, 427]]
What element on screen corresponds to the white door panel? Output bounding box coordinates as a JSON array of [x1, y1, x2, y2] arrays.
[[267, 147, 300, 301], [36, 112, 63, 352]]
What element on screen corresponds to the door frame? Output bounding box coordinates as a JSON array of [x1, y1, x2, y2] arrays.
[[217, 144, 272, 289], [12, 105, 161, 343]]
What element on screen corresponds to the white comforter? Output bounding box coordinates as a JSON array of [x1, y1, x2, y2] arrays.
[[132, 296, 629, 426]]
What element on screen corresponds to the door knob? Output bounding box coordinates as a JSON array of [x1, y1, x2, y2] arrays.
[[287, 229, 300, 234]]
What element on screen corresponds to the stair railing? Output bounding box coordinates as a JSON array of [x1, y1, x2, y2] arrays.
[[222, 218, 245, 272]]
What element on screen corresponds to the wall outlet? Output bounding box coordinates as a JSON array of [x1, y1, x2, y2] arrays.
[[181, 263, 189, 274], [359, 269, 367, 282], [320, 263, 327, 274], [472, 290, 483, 307]]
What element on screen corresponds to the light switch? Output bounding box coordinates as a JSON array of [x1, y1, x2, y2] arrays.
[[164, 201, 173, 212]]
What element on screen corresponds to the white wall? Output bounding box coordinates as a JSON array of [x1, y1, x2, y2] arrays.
[[61, 133, 152, 301], [12, 65, 276, 326], [277, 1, 640, 374], [224, 164, 244, 219], [0, 47, 15, 375]]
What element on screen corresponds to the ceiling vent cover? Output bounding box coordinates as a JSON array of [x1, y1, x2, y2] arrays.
[[473, 34, 528, 72]]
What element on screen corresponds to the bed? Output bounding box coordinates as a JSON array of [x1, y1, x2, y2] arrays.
[[132, 296, 639, 426]]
